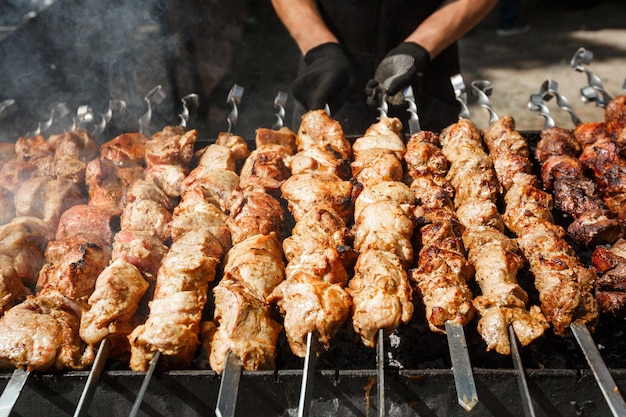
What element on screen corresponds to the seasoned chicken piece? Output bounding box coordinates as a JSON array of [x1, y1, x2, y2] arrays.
[[0, 289, 92, 371], [0, 216, 54, 288], [290, 145, 352, 179], [0, 254, 30, 314], [296, 109, 351, 160], [99, 132, 147, 168], [146, 126, 196, 167], [351, 150, 405, 186], [85, 158, 144, 215], [534, 126, 581, 162], [181, 169, 239, 215], [353, 180, 414, 220], [122, 179, 175, 211], [481, 116, 533, 192], [14, 177, 85, 228], [80, 259, 149, 353], [144, 163, 187, 198], [112, 230, 169, 278], [36, 234, 112, 300], [195, 143, 237, 172], [282, 204, 356, 267], [170, 200, 230, 254], [281, 171, 357, 223], [348, 250, 413, 347], [240, 144, 294, 191], [120, 198, 172, 243], [215, 132, 251, 164], [55, 204, 116, 243], [268, 272, 352, 357], [227, 190, 286, 244], [209, 233, 285, 372], [353, 201, 414, 266], [352, 117, 404, 158], [48, 128, 98, 162], [255, 126, 297, 150], [209, 280, 282, 373], [503, 175, 556, 233]]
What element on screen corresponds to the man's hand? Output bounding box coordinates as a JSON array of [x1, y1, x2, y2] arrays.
[[292, 42, 353, 112], [366, 42, 430, 105]]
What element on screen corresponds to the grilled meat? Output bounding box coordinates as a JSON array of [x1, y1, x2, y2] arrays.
[[606, 95, 626, 151], [535, 127, 622, 246], [591, 238, 626, 317]]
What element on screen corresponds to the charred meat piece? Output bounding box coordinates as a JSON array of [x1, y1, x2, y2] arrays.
[[591, 238, 626, 317]]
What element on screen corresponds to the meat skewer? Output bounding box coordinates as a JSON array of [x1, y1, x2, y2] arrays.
[[476, 80, 626, 417], [268, 108, 357, 417], [210, 91, 294, 417], [74, 125, 193, 416], [404, 83, 480, 412], [349, 99, 414, 417], [128, 88, 247, 416]]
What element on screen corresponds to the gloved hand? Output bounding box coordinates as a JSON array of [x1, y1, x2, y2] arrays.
[[365, 42, 430, 106], [292, 42, 353, 112]]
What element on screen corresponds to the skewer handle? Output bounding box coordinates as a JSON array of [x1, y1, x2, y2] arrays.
[[298, 332, 319, 417], [445, 322, 479, 412], [571, 323, 626, 417], [0, 369, 29, 417]]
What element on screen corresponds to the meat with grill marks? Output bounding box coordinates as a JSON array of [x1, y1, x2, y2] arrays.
[[591, 238, 626, 317], [486, 121, 598, 336], [606, 95, 626, 152], [535, 127, 622, 246], [440, 119, 547, 353]]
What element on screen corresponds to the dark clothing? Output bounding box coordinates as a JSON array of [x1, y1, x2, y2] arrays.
[[293, 0, 461, 135]]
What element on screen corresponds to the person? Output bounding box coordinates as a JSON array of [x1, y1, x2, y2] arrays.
[[271, 0, 498, 135], [497, 0, 530, 36]]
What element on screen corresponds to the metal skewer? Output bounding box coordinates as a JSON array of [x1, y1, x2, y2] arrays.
[[298, 332, 319, 417], [0, 368, 30, 417], [138, 85, 166, 134], [571, 322, 626, 417], [215, 352, 243, 417], [509, 326, 537, 417], [178, 93, 199, 128], [73, 338, 111, 417], [272, 91, 288, 130], [570, 47, 613, 108], [226, 84, 244, 134], [128, 351, 161, 417]]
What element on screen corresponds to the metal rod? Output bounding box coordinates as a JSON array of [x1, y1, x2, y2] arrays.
[[509, 325, 536, 417], [377, 329, 386, 417], [128, 350, 161, 417], [0, 369, 30, 417], [226, 84, 244, 134], [402, 86, 420, 135], [297, 332, 319, 417], [73, 338, 111, 417], [471, 80, 499, 125], [215, 352, 243, 417], [272, 91, 288, 130], [570, 322, 626, 417], [445, 321, 479, 412]]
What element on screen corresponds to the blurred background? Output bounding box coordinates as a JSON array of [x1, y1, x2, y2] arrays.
[[0, 0, 624, 142]]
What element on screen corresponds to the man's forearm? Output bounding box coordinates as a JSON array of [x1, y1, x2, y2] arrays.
[[405, 0, 498, 58], [271, 0, 338, 55]]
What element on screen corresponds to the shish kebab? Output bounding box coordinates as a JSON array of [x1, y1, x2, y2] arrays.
[[474, 80, 626, 417], [127, 85, 250, 416], [74, 95, 200, 416], [403, 84, 483, 412], [207, 91, 296, 417], [268, 108, 358, 417], [528, 79, 626, 318], [0, 124, 120, 417], [348, 95, 414, 417]]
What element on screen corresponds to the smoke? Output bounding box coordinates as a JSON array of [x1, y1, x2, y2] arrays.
[[0, 0, 250, 142]]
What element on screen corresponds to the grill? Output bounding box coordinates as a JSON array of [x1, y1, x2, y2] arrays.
[[1, 2, 625, 417]]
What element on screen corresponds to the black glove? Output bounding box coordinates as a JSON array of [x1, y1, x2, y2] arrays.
[[365, 42, 430, 106], [292, 42, 353, 112]]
